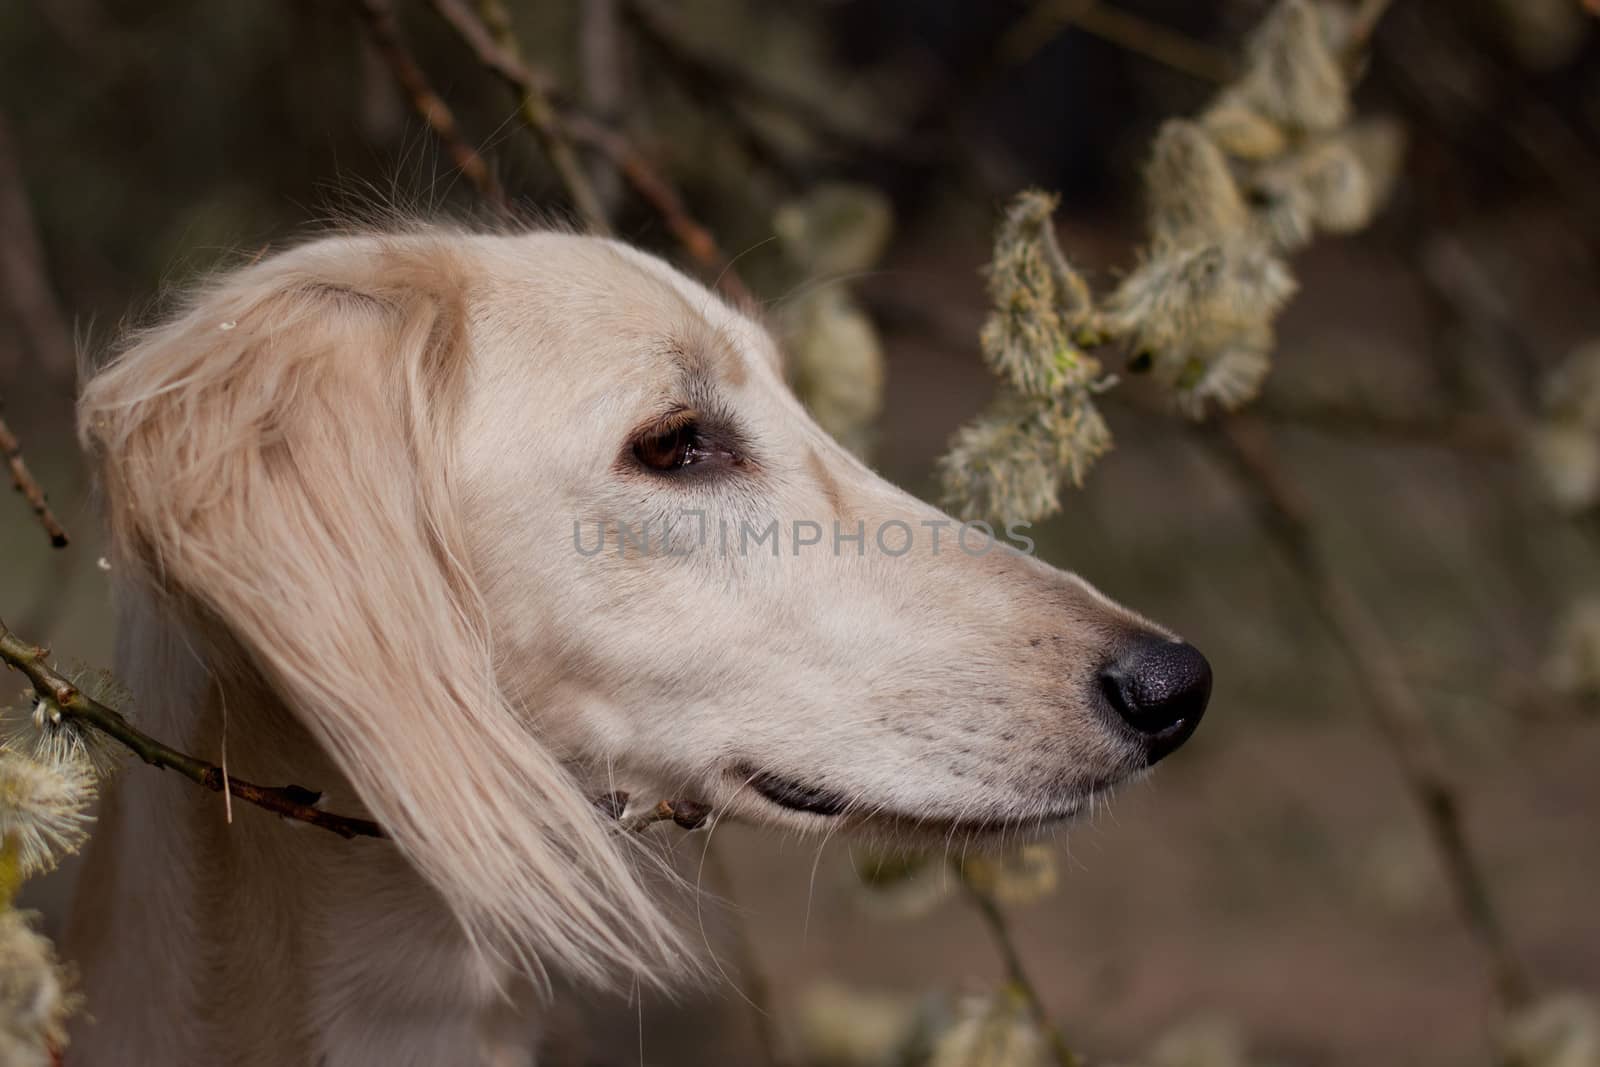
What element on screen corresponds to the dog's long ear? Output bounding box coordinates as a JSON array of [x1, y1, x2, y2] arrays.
[[79, 235, 686, 987]]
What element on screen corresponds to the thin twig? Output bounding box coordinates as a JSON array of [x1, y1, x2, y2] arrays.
[[1374, 1, 1599, 260], [458, 0, 612, 233], [619, 3, 811, 187], [0, 619, 382, 838], [0, 409, 68, 548], [595, 791, 714, 832], [624, 0, 895, 155], [566, 115, 756, 306], [1204, 416, 1533, 1011], [424, 0, 755, 305], [577, 0, 627, 214], [1347, 0, 1399, 56], [346, 0, 511, 214], [0, 622, 717, 843], [1001, 0, 1234, 84], [956, 864, 1086, 1067], [1251, 395, 1515, 455]]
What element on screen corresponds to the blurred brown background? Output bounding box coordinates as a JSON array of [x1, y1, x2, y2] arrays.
[[3, 1, 1599, 1064]]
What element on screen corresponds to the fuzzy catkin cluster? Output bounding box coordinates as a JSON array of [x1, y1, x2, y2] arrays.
[[0, 910, 78, 1067], [938, 190, 1112, 524], [1114, 0, 1403, 418], [940, 0, 1403, 527], [1, 664, 130, 880], [3, 670, 128, 784], [0, 749, 88, 1065], [0, 668, 127, 1062], [777, 183, 894, 457], [0, 753, 93, 885], [927, 989, 1053, 1067]]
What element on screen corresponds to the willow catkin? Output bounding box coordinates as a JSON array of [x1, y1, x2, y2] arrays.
[[1, 668, 131, 782], [776, 183, 894, 453], [0, 752, 94, 880], [939, 0, 1402, 523], [938, 390, 1110, 525], [1232, 0, 1351, 135], [982, 190, 1098, 397], [0, 910, 77, 1067], [1146, 121, 1250, 248]]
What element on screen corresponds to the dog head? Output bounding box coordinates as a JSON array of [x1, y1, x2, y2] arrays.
[[80, 229, 1209, 986], [455, 233, 1211, 828]]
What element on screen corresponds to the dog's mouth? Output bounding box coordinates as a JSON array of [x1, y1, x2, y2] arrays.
[[746, 768, 852, 816], [735, 765, 1117, 832]]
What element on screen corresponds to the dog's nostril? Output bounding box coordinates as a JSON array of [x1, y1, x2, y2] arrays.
[[1098, 635, 1212, 759]]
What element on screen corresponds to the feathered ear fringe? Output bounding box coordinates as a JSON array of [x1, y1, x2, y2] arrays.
[[78, 232, 692, 991]]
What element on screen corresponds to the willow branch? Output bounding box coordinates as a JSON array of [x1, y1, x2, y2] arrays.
[[595, 791, 713, 831], [567, 115, 756, 305], [0, 619, 383, 838], [624, 0, 894, 155], [956, 864, 1086, 1067], [1, 617, 723, 843], [447, 0, 612, 234], [1250, 395, 1514, 455], [1002, 0, 1234, 83], [1204, 416, 1533, 1011], [0, 409, 68, 548], [425, 0, 754, 305], [346, 0, 511, 214], [577, 0, 628, 214], [1348, 0, 1399, 55]]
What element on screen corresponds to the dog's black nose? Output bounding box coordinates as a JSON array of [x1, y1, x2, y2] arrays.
[[1099, 635, 1211, 761]]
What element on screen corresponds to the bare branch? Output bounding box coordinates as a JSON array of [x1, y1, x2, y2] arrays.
[[345, 0, 511, 214], [567, 115, 757, 306], [424, 0, 755, 305], [1205, 416, 1534, 1011], [578, 0, 628, 214], [1250, 395, 1515, 455], [456, 0, 613, 234], [1347, 0, 1400, 57], [956, 862, 1087, 1067], [595, 791, 713, 831], [0, 407, 68, 548], [1001, 0, 1235, 84], [0, 618, 382, 839], [624, 0, 896, 155], [0, 628, 714, 845]]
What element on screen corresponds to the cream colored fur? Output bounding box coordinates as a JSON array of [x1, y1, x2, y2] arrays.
[[65, 229, 1173, 1066]]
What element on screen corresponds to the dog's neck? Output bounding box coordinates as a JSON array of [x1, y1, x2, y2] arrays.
[[64, 592, 539, 1066]]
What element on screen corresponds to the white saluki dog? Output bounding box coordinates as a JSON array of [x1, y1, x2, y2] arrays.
[[65, 229, 1210, 1066]]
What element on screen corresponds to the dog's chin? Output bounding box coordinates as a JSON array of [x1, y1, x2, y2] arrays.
[[728, 765, 1131, 837]]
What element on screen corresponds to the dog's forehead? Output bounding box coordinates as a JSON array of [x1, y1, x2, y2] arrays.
[[598, 238, 770, 353], [475, 232, 777, 385]]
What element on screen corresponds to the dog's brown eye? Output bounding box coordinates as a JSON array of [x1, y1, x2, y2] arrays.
[[626, 410, 746, 477], [634, 423, 697, 471]]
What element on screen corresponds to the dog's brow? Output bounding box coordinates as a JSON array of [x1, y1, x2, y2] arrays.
[[667, 325, 749, 389], [670, 364, 731, 421]]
